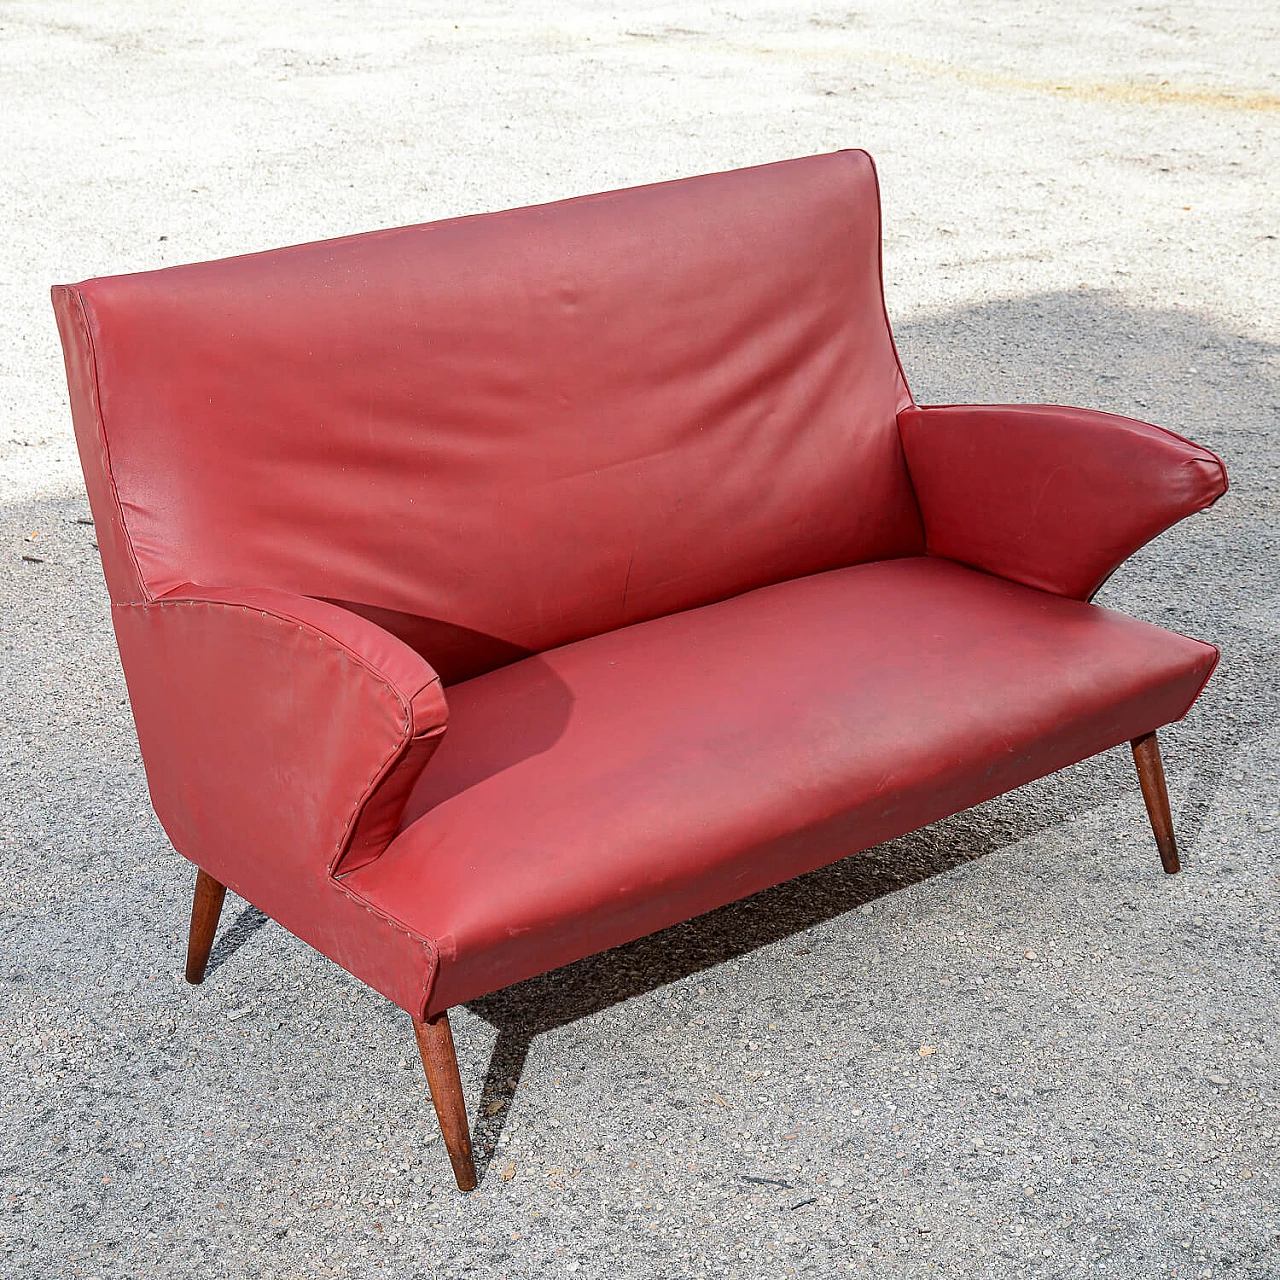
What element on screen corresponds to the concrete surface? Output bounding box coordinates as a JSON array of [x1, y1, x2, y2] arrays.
[[1, 2, 1277, 1277]]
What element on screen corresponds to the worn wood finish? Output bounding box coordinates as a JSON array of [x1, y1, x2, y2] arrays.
[[184, 867, 228, 984], [1131, 731, 1180, 874], [413, 1011, 478, 1191]]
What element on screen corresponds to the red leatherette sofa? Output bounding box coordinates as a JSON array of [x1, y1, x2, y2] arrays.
[[53, 151, 1227, 1190]]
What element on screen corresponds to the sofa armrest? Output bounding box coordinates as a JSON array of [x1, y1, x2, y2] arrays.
[[897, 403, 1228, 599], [112, 586, 448, 908]]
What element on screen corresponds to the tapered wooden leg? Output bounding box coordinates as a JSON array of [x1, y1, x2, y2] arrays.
[[1131, 731, 1180, 875], [185, 868, 227, 984], [413, 1011, 477, 1191]]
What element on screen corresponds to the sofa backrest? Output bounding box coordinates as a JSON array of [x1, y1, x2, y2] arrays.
[[54, 150, 923, 683]]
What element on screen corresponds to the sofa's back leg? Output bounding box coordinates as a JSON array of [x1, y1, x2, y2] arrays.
[[185, 867, 228, 983], [1130, 731, 1179, 875], [413, 1011, 478, 1191]]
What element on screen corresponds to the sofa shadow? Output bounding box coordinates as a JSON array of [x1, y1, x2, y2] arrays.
[[407, 656, 576, 809], [462, 712, 1273, 1179], [321, 598, 535, 686], [458, 769, 1107, 1175], [204, 902, 270, 979], [1174, 647, 1273, 852]]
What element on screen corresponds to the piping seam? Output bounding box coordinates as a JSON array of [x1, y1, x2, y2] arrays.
[[68, 287, 152, 603], [115, 594, 445, 878]]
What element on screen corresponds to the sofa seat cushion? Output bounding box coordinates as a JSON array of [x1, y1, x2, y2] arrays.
[[344, 556, 1216, 1011]]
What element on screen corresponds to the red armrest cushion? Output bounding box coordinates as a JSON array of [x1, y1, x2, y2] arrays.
[[116, 587, 448, 884], [898, 404, 1228, 599]]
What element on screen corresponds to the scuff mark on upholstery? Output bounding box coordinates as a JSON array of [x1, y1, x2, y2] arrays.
[[620, 547, 636, 618]]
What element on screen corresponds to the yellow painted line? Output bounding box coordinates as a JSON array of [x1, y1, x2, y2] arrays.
[[869, 47, 1280, 113], [652, 31, 1280, 114], [406, 20, 1280, 113]]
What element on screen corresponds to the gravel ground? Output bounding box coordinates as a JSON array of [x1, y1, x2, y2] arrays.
[[1, 2, 1278, 1277]]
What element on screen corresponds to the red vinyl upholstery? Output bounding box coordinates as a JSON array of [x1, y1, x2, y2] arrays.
[[350, 557, 1217, 1014], [52, 151, 1227, 1021], [112, 586, 447, 1011], [54, 149, 920, 682], [899, 404, 1228, 600]]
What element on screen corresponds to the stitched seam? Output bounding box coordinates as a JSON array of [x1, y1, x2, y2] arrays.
[[68, 288, 152, 604], [332, 719, 447, 884], [909, 402, 1227, 472], [855, 150, 916, 413], [116, 596, 442, 727], [117, 593, 442, 1015], [115, 596, 439, 873], [403, 673, 450, 726], [332, 878, 441, 1018], [841, 152, 925, 548], [331, 721, 414, 873], [1182, 641, 1222, 717]]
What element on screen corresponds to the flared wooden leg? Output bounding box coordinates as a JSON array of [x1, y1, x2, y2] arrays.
[[1131, 731, 1180, 875], [184, 868, 227, 984], [413, 1011, 477, 1191]]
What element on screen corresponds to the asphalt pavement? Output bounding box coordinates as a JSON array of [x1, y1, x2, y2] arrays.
[[1, 3, 1276, 1277]]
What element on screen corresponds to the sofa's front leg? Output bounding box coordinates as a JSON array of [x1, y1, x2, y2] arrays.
[[413, 1011, 478, 1191], [1130, 731, 1179, 875], [185, 867, 228, 983]]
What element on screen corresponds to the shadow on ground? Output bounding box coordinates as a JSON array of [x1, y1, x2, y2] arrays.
[[205, 903, 271, 979]]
